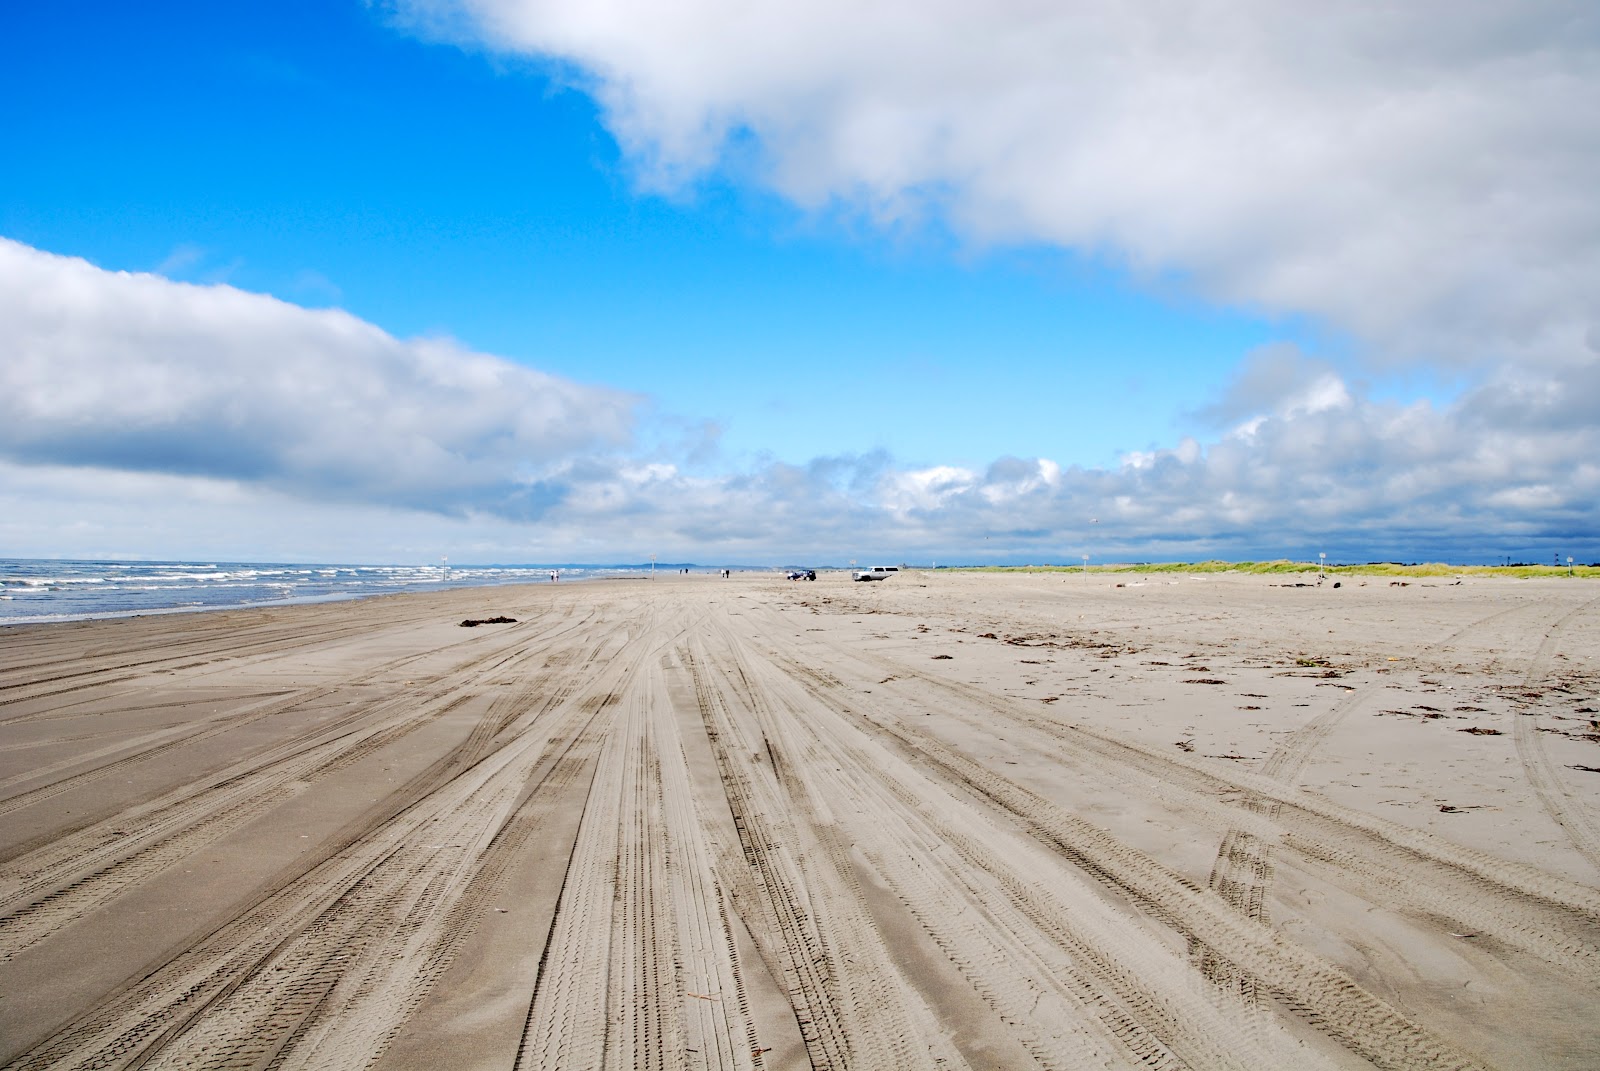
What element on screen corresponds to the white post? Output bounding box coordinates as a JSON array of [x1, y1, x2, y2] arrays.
[[1319, 551, 1326, 580], [1082, 554, 1089, 577], [650, 553, 655, 580]]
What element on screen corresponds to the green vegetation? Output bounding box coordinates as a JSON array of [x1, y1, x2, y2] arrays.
[[952, 559, 1598, 579]]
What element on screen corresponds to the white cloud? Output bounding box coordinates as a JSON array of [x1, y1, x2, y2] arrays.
[[882, 465, 976, 514], [404, 0, 1600, 370], [3, 237, 1594, 564], [0, 239, 637, 519]]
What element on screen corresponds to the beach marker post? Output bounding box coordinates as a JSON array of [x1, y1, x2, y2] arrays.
[[1319, 552, 1326, 579], [1082, 554, 1089, 578], [651, 553, 655, 580]]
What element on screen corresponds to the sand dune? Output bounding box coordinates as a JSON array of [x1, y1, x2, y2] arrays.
[[1, 571, 1596, 1069]]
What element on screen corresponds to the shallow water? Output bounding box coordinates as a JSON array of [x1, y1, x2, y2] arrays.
[[0, 558, 661, 625]]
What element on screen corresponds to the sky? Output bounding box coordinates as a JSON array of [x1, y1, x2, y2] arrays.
[[3, 0, 1597, 566]]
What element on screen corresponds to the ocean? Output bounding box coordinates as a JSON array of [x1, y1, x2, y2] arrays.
[[0, 559, 674, 626]]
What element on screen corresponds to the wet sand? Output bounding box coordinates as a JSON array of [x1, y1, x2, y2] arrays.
[[1, 570, 1597, 1069]]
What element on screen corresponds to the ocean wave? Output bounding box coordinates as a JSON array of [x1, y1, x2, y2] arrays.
[[0, 558, 642, 625]]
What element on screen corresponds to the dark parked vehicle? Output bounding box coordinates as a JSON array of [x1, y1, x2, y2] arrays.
[[786, 569, 817, 581]]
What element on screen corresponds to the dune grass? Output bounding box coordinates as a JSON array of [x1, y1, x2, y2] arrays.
[[954, 559, 1597, 579]]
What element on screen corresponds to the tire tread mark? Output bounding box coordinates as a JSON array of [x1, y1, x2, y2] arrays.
[[763, 639, 1487, 1071], [6, 611, 634, 1070], [820, 634, 1600, 969], [688, 630, 964, 1071], [1512, 597, 1600, 873], [753, 636, 1346, 1071]]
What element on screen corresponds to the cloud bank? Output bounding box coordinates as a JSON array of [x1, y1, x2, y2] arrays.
[[0, 239, 636, 520], [403, 0, 1600, 370], [4, 234, 1595, 563]]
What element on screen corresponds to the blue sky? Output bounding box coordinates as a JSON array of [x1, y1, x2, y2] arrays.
[[3, 1, 1596, 564]]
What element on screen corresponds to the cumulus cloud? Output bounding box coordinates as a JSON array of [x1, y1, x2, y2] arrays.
[[4, 358, 1595, 563], [4, 235, 1595, 563], [882, 364, 1599, 561], [0, 239, 637, 519], [427, 353, 1594, 562], [399, 0, 1600, 369]]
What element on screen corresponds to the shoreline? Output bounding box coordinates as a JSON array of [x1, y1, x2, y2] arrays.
[[6, 554, 1592, 629], [0, 560, 667, 628]]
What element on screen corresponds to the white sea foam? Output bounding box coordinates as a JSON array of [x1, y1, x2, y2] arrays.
[[0, 558, 637, 625]]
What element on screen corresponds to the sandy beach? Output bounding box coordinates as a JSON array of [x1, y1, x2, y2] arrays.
[[1, 570, 1596, 1070]]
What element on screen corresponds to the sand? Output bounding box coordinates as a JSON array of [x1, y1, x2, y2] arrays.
[[0, 570, 1596, 1070]]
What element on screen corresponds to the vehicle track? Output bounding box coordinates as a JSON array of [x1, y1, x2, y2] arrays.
[[0, 686, 476, 963], [8, 705, 599, 1070], [865, 709, 1486, 1070], [784, 605, 1600, 966], [0, 609, 602, 959], [755, 629, 1491, 1071], [141, 711, 582, 1069], [784, 625, 1600, 984], [651, 655, 764, 1071], [709, 619, 1338, 1071], [0, 614, 391, 712], [683, 634, 961, 1070], [0, 608, 592, 846], [700, 623, 968, 1070], [516, 599, 773, 1071], [0, 690, 295, 808], [515, 609, 672, 1070], [1511, 597, 1600, 874], [0, 597, 582, 722], [1195, 599, 1556, 995], [3, 602, 633, 1069]]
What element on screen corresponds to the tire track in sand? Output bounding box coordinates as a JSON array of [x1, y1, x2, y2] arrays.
[[651, 650, 764, 1071], [515, 601, 747, 1071], [0, 613, 593, 962], [0, 614, 390, 715], [793, 625, 1600, 987], [682, 632, 962, 1071], [871, 713, 1485, 1070], [1512, 596, 1600, 873], [0, 686, 477, 964], [758, 636, 1488, 1071], [1199, 598, 1591, 996], [707, 618, 1342, 1071], [3, 606, 634, 1069], [0, 607, 592, 834]]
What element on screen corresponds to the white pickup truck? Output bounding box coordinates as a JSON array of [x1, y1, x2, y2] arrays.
[[852, 566, 899, 582]]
